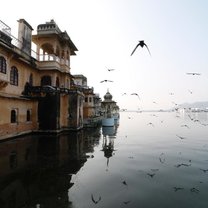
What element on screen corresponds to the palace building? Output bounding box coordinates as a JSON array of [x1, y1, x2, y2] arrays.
[[0, 19, 101, 140]]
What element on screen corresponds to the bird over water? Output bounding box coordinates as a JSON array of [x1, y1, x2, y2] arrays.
[[130, 40, 151, 56], [100, 80, 113, 83]]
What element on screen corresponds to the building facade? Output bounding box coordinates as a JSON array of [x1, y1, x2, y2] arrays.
[[0, 19, 88, 140], [73, 74, 102, 127]]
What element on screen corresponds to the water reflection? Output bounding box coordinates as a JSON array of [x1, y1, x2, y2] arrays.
[[1, 112, 208, 208], [101, 126, 118, 170], [0, 128, 102, 208]]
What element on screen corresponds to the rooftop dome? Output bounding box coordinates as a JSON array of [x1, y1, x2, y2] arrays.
[[104, 91, 113, 101]]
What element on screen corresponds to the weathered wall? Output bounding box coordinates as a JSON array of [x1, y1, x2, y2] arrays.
[[0, 97, 38, 140]]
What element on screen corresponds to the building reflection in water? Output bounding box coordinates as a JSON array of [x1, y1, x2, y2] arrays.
[[0, 127, 101, 208], [101, 125, 118, 171]]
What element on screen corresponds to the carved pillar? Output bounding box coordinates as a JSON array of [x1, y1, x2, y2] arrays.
[[36, 45, 40, 61]]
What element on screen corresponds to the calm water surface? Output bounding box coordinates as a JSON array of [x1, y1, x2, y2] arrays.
[[0, 111, 208, 208]]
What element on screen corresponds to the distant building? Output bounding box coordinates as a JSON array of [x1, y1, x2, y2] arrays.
[[0, 19, 97, 140], [73, 75, 102, 127], [101, 90, 120, 126]]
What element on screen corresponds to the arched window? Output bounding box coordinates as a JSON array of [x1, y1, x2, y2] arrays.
[[0, 56, 7, 73], [10, 66, 18, 86], [11, 109, 17, 123], [41, 75, 51, 86], [26, 110, 31, 121], [29, 73, 33, 86]]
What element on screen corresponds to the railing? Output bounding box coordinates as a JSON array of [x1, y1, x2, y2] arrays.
[[38, 54, 60, 62], [0, 20, 11, 36], [10, 35, 38, 60], [0, 20, 70, 65], [0, 20, 38, 59], [38, 54, 70, 67]]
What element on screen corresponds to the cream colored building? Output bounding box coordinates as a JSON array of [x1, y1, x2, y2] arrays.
[[0, 19, 84, 140], [73, 74, 102, 127]]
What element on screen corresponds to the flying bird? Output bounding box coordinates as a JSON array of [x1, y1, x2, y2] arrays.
[[147, 173, 156, 178], [130, 40, 151, 56], [131, 93, 140, 99], [123, 201, 131, 205], [100, 80, 113, 83], [91, 194, 101, 204], [173, 187, 184, 192], [186, 72, 201, 75], [200, 168, 208, 173], [176, 134, 186, 140], [147, 122, 154, 127], [107, 68, 115, 71], [188, 89, 193, 94], [190, 187, 200, 193], [122, 180, 128, 186], [181, 124, 190, 129]]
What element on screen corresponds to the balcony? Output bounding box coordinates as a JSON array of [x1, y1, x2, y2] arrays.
[[37, 54, 70, 72], [0, 20, 12, 46], [0, 20, 70, 72]]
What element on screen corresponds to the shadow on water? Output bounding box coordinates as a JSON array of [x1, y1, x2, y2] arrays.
[[0, 127, 102, 208]]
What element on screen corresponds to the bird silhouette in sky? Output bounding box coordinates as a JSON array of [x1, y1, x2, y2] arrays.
[[130, 40, 151, 56], [181, 124, 190, 129], [107, 68, 115, 72], [100, 80, 113, 83], [131, 93, 140, 99], [186, 72, 201, 75], [188, 89, 193, 94]]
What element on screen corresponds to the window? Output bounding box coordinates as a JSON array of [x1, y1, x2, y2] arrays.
[[85, 97, 88, 102], [26, 109, 31, 121], [11, 109, 17, 123], [10, 66, 18, 86], [29, 73, 33, 86], [89, 97, 92, 102], [0, 56, 7, 73]]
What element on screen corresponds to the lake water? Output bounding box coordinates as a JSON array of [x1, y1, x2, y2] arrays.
[[0, 111, 208, 208]]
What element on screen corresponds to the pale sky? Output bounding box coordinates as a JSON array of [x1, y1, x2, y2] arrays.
[[1, 0, 208, 110]]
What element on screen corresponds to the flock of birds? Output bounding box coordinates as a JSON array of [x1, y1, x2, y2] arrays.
[[99, 40, 203, 112], [86, 108, 208, 206], [78, 40, 206, 206], [100, 40, 151, 84]]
